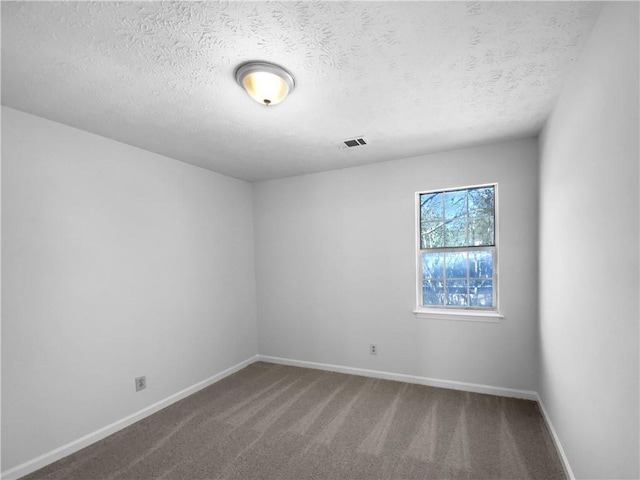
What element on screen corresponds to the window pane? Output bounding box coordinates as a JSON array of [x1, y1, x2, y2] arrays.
[[445, 252, 467, 278], [444, 218, 466, 247], [469, 280, 493, 307], [446, 280, 468, 306], [444, 189, 467, 219], [421, 221, 444, 248], [417, 184, 497, 312], [423, 279, 444, 306], [468, 250, 493, 278], [468, 187, 494, 217], [468, 217, 494, 246], [422, 252, 444, 278], [420, 193, 443, 220]]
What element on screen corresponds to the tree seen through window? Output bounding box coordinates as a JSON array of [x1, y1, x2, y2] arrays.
[[418, 185, 496, 309]]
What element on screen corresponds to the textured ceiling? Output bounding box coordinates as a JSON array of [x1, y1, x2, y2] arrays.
[[1, 1, 602, 182]]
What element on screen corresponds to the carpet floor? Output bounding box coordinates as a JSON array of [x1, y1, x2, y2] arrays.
[[24, 362, 566, 480]]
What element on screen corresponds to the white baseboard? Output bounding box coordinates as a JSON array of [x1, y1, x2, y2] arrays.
[[3, 355, 565, 480], [257, 355, 538, 400], [536, 394, 575, 480], [258, 355, 576, 475], [1, 355, 259, 480]]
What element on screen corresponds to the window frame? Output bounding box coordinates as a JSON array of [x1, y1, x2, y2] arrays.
[[413, 183, 503, 322]]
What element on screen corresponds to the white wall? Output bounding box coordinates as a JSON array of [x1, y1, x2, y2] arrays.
[[1, 107, 258, 472], [254, 138, 539, 392], [539, 3, 639, 479]]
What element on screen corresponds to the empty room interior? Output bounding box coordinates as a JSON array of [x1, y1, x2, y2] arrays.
[[1, 1, 639, 480]]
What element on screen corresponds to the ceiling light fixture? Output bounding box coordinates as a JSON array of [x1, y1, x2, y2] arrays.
[[234, 61, 295, 106]]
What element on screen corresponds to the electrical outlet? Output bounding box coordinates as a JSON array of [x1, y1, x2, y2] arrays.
[[135, 376, 146, 392], [370, 344, 378, 355]]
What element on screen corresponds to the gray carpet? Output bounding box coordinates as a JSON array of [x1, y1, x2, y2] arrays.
[[24, 362, 566, 480]]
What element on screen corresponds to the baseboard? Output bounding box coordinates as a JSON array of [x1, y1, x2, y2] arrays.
[[536, 394, 575, 480], [3, 354, 570, 480], [1, 355, 259, 480], [257, 355, 538, 400]]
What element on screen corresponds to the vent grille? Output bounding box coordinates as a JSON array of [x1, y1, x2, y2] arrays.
[[337, 136, 368, 149]]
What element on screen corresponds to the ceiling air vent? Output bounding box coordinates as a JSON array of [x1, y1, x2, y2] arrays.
[[337, 136, 369, 150]]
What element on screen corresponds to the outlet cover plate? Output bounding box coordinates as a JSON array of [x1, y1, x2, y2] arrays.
[[135, 376, 146, 392]]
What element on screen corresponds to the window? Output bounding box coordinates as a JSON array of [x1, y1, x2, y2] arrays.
[[415, 184, 501, 321]]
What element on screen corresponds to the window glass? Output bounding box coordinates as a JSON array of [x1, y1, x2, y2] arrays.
[[417, 184, 497, 312]]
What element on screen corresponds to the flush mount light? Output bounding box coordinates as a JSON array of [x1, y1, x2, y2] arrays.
[[234, 61, 295, 106]]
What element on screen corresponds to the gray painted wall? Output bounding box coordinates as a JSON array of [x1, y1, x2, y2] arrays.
[[254, 138, 539, 392], [1, 107, 258, 471], [2, 5, 638, 477], [539, 3, 639, 479]]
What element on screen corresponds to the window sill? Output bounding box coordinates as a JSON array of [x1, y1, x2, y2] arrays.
[[413, 309, 503, 323]]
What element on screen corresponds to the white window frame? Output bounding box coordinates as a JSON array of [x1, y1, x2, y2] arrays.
[[413, 183, 503, 323]]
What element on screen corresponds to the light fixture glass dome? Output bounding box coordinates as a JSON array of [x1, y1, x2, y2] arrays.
[[235, 61, 295, 106]]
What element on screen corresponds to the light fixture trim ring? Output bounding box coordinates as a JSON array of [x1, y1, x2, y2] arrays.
[[234, 61, 296, 91]]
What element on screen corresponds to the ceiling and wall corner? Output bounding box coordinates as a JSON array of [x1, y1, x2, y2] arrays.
[[1, 1, 602, 182]]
